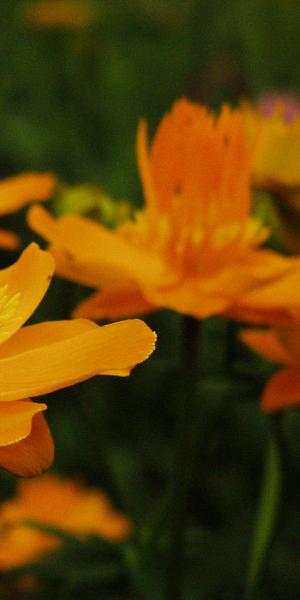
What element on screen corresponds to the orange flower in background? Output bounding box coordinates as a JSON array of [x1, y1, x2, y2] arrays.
[[0, 243, 156, 477], [26, 0, 94, 30], [0, 473, 131, 570], [241, 326, 300, 412], [29, 99, 300, 324], [0, 172, 55, 250]]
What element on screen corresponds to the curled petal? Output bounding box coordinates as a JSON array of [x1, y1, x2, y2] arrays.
[[0, 411, 54, 477], [0, 399, 47, 447]]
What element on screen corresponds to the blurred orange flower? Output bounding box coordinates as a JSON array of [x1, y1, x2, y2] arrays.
[[241, 325, 300, 412], [26, 0, 94, 30], [0, 243, 156, 477], [0, 473, 131, 570], [0, 172, 55, 250], [28, 100, 300, 324]]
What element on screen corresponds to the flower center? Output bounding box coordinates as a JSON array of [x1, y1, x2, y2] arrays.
[[119, 205, 269, 278]]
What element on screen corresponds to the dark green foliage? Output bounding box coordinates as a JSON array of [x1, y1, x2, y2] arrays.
[[1, 1, 300, 598]]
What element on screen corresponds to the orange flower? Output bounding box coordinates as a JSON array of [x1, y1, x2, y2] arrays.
[[0, 172, 55, 250], [241, 325, 300, 412], [0, 473, 131, 570], [0, 243, 156, 477], [28, 99, 300, 323]]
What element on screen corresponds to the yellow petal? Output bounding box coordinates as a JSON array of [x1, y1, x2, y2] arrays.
[[240, 329, 292, 364], [0, 319, 156, 401], [0, 243, 55, 344], [262, 366, 300, 412], [0, 173, 55, 216], [0, 411, 54, 476], [0, 399, 47, 447], [73, 288, 155, 320]]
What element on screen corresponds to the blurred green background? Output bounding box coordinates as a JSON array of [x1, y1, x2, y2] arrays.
[[1, 1, 300, 599]]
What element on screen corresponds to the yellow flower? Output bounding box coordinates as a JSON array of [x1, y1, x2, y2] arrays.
[[28, 99, 300, 324], [242, 325, 300, 412], [242, 99, 300, 189], [0, 473, 131, 570], [0, 243, 156, 477], [0, 172, 55, 250]]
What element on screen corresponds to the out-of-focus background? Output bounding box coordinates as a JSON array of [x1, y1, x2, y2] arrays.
[[1, 2, 300, 599]]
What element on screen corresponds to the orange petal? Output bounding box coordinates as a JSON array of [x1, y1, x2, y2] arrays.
[[238, 264, 300, 309], [244, 248, 299, 280], [28, 205, 171, 287], [0, 228, 20, 250], [73, 288, 155, 320], [225, 304, 295, 326], [0, 411, 54, 476], [0, 399, 47, 447], [240, 329, 292, 364], [276, 326, 300, 360], [0, 243, 55, 344], [262, 366, 300, 412], [136, 121, 159, 217], [142, 262, 261, 318], [0, 318, 156, 401], [49, 244, 114, 288], [0, 319, 97, 358], [0, 173, 55, 216], [143, 280, 232, 318]]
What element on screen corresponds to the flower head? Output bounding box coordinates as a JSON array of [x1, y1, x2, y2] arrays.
[[0, 244, 156, 477], [0, 473, 131, 570], [241, 325, 300, 412], [28, 99, 300, 323], [0, 172, 55, 250]]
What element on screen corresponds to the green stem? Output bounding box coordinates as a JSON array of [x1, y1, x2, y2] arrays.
[[166, 315, 201, 600], [244, 419, 283, 600]]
